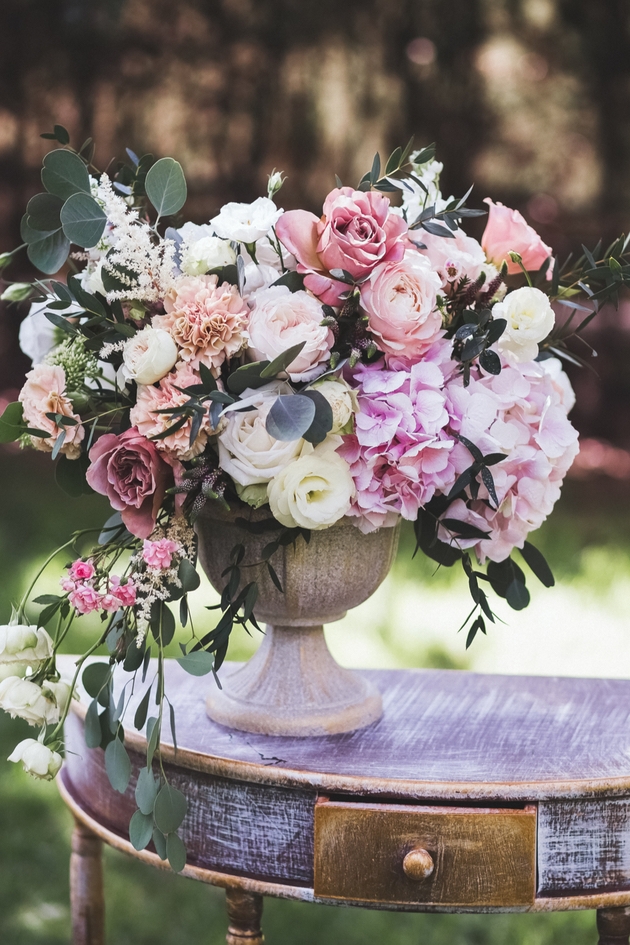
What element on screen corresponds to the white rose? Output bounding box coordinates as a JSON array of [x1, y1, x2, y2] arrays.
[[181, 236, 236, 277], [494, 286, 555, 363], [0, 625, 53, 681], [80, 261, 106, 296], [19, 298, 80, 365], [218, 383, 303, 487], [247, 286, 334, 383], [310, 377, 358, 434], [267, 438, 355, 530], [0, 676, 69, 726], [177, 221, 215, 242], [121, 327, 178, 385], [211, 197, 283, 243], [8, 738, 62, 780]]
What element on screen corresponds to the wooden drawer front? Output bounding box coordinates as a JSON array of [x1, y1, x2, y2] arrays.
[[314, 800, 536, 907]]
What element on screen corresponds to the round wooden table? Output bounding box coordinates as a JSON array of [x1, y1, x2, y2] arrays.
[[60, 660, 630, 944]]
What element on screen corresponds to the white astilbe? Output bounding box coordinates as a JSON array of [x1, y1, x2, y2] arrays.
[[96, 175, 176, 303]]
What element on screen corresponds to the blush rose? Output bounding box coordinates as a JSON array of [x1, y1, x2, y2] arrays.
[[482, 199, 553, 276]]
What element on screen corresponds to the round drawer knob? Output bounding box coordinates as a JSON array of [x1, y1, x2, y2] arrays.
[[402, 847, 434, 881]]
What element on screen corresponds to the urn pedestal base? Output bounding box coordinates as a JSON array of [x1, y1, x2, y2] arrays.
[[206, 624, 383, 737]]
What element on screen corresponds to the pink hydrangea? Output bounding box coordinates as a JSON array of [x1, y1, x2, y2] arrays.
[[68, 584, 103, 615], [440, 358, 579, 562], [69, 559, 95, 582], [339, 345, 459, 531], [142, 538, 180, 569]]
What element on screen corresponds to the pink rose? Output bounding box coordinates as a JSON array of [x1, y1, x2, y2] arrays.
[[85, 427, 175, 539], [276, 187, 408, 306], [110, 576, 137, 607], [19, 364, 84, 460], [360, 252, 442, 364], [416, 229, 487, 288], [156, 275, 248, 370], [142, 538, 179, 569], [69, 584, 103, 615], [130, 362, 210, 461], [69, 559, 95, 582], [482, 199, 553, 276], [247, 286, 335, 382]]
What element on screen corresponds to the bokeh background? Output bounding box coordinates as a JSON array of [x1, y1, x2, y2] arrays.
[[1, 1, 630, 942]]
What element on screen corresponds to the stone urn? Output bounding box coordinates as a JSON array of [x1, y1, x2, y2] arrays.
[[195, 504, 400, 737]]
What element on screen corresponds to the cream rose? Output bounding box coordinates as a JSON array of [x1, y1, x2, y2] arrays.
[[181, 236, 236, 277], [310, 377, 358, 434], [0, 676, 70, 726], [247, 286, 334, 382], [360, 252, 442, 364], [0, 625, 54, 682], [211, 197, 282, 243], [218, 384, 304, 486], [267, 438, 355, 530], [494, 286, 555, 363], [121, 327, 178, 385], [8, 738, 62, 780]]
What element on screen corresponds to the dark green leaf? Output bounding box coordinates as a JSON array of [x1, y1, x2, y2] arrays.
[[152, 827, 168, 860], [422, 220, 456, 239], [60, 192, 107, 248], [485, 318, 507, 346], [41, 149, 91, 200], [176, 650, 214, 676], [260, 341, 306, 379], [226, 360, 271, 395], [153, 783, 187, 834], [44, 311, 79, 337], [26, 193, 63, 231], [441, 519, 490, 540], [105, 737, 131, 794], [519, 542, 555, 588], [99, 511, 126, 546], [178, 558, 200, 593], [479, 349, 501, 375], [301, 389, 334, 444], [270, 271, 305, 292], [266, 561, 283, 593], [506, 578, 530, 611], [135, 766, 160, 815], [134, 686, 152, 731], [55, 453, 93, 497], [167, 832, 187, 872], [146, 717, 160, 768], [480, 466, 499, 508], [82, 662, 112, 699], [266, 394, 315, 441], [129, 809, 154, 851], [0, 402, 24, 443], [27, 229, 71, 274], [85, 699, 102, 749], [145, 157, 187, 217]]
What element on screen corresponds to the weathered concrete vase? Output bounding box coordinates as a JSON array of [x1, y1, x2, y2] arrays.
[[195, 506, 400, 737]]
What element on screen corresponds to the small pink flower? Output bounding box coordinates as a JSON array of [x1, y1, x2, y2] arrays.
[[69, 559, 95, 582], [142, 538, 180, 569], [111, 577, 136, 607], [60, 578, 76, 593], [100, 593, 121, 613], [482, 199, 553, 276], [69, 584, 103, 615]]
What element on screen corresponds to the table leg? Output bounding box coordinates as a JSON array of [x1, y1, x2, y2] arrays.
[[597, 907, 630, 944], [225, 888, 264, 944], [70, 818, 105, 945]]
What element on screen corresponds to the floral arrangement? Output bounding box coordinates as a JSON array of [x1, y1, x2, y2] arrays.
[[0, 126, 628, 871]]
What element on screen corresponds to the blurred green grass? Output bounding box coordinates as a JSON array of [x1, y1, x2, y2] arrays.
[[0, 447, 627, 943]]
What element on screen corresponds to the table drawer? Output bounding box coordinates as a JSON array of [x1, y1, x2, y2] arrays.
[[314, 799, 536, 907]]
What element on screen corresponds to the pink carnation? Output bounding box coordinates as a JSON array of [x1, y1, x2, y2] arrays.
[[69, 559, 95, 582], [276, 187, 408, 306], [18, 364, 84, 460], [130, 362, 210, 461], [482, 199, 553, 276], [156, 275, 248, 370], [142, 538, 180, 569], [69, 584, 103, 615]]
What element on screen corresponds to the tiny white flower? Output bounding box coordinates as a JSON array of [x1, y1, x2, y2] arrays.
[[211, 197, 283, 244], [8, 738, 62, 780], [121, 326, 178, 385], [494, 286, 555, 363]]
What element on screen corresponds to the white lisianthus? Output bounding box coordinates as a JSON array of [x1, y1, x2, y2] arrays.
[[211, 197, 283, 244], [0, 676, 70, 726], [1, 282, 33, 302], [0, 625, 54, 682], [218, 383, 303, 487], [121, 327, 178, 385], [267, 438, 355, 531], [310, 377, 358, 434], [177, 221, 215, 242], [80, 261, 107, 296], [19, 298, 81, 365], [494, 286, 555, 363], [181, 236, 236, 277], [8, 738, 62, 780]]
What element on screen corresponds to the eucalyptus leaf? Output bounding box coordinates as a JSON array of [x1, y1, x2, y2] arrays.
[[84, 699, 103, 749], [105, 737, 131, 794], [145, 157, 187, 217], [178, 558, 200, 593], [60, 192, 107, 248], [82, 662, 112, 699], [301, 389, 333, 444], [266, 394, 315, 441], [26, 193, 63, 231], [41, 149, 91, 200], [27, 229, 71, 274], [176, 650, 214, 676], [152, 827, 167, 860], [166, 832, 187, 873], [55, 453, 93, 497], [135, 766, 160, 815], [153, 783, 187, 834], [129, 809, 154, 851], [260, 341, 306, 379], [0, 402, 24, 443]]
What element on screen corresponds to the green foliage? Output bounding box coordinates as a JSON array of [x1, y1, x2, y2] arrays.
[[266, 393, 316, 440], [60, 192, 107, 248], [145, 157, 187, 218], [153, 783, 187, 834], [104, 737, 132, 794], [176, 650, 214, 676], [0, 403, 24, 444], [26, 229, 71, 274], [41, 148, 91, 200]]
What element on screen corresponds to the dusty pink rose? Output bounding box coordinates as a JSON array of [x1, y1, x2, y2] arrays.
[[109, 576, 136, 607], [156, 275, 248, 370], [247, 286, 334, 382], [276, 187, 408, 306], [19, 365, 84, 460], [142, 538, 179, 569], [69, 584, 103, 615], [69, 559, 95, 581], [482, 199, 553, 276], [130, 362, 210, 461], [85, 427, 175, 539], [360, 252, 442, 364]]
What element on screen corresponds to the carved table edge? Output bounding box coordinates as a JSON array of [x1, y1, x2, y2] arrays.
[[57, 770, 630, 914]]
